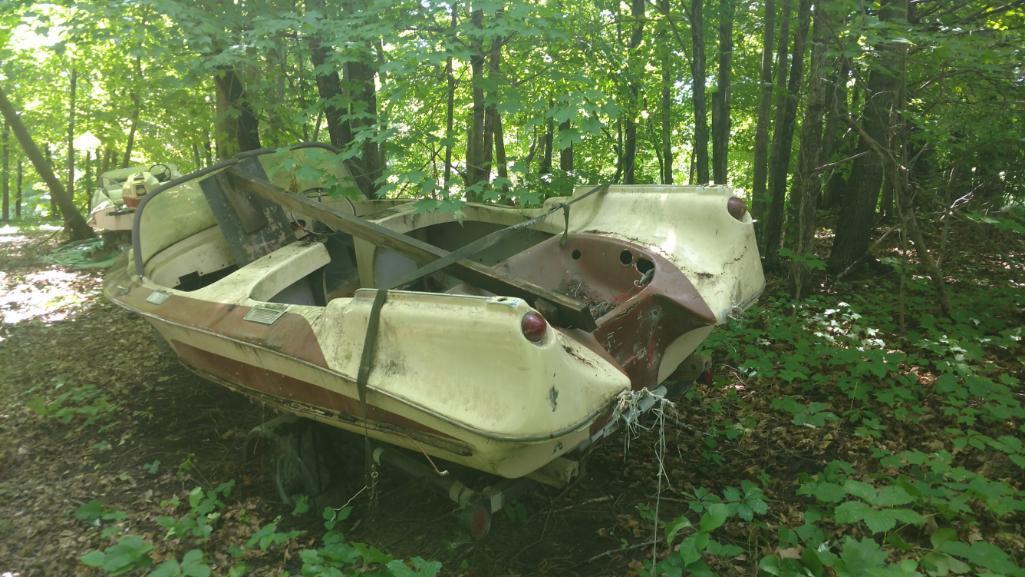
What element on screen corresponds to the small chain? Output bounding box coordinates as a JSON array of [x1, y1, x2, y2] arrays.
[[368, 464, 380, 511]]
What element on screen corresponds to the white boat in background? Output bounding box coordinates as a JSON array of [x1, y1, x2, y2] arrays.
[[88, 164, 179, 232]]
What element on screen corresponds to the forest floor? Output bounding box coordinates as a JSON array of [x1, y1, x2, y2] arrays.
[[1, 217, 1023, 577]]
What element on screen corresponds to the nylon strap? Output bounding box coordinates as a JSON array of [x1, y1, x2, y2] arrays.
[[388, 183, 609, 290]]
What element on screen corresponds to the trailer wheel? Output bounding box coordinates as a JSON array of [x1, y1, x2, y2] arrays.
[[244, 417, 322, 506], [460, 501, 492, 539]]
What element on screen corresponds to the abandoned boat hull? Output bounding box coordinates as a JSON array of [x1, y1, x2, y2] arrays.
[[105, 144, 764, 480], [106, 258, 629, 478]]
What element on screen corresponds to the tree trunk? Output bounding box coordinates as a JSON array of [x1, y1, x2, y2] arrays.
[[559, 120, 574, 172], [84, 150, 92, 212], [660, 0, 674, 185], [2, 120, 8, 222], [123, 57, 142, 168], [820, 56, 849, 209], [482, 29, 504, 183], [15, 156, 22, 219], [689, 0, 710, 184], [308, 0, 354, 150], [711, 0, 734, 184], [0, 86, 93, 239], [46, 145, 56, 216], [539, 116, 553, 175], [751, 0, 776, 224], [67, 66, 76, 209], [828, 0, 908, 273], [788, 0, 830, 298], [465, 6, 487, 194], [346, 56, 384, 195], [763, 0, 810, 269], [443, 2, 457, 185], [495, 112, 508, 182], [214, 67, 262, 158], [622, 0, 646, 184], [759, 0, 792, 242]]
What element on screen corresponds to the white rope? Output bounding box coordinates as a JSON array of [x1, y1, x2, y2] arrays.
[[610, 388, 676, 574]]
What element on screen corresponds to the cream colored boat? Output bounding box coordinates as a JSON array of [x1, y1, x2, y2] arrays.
[[104, 144, 764, 481]]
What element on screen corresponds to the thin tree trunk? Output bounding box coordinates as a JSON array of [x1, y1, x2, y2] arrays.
[[788, 0, 830, 298], [622, 0, 645, 184], [711, 0, 734, 184], [559, 120, 574, 172], [539, 116, 553, 175], [752, 0, 778, 228], [2, 120, 8, 222], [15, 156, 22, 219], [46, 145, 56, 215], [660, 0, 674, 185], [192, 143, 202, 169], [689, 0, 709, 183], [67, 66, 76, 209], [495, 112, 508, 182], [123, 57, 142, 167], [84, 150, 92, 212], [0, 85, 92, 239], [820, 56, 849, 209], [764, 0, 810, 269], [482, 29, 504, 183], [100, 148, 113, 175], [443, 3, 457, 185], [828, 0, 908, 273], [465, 6, 487, 194]]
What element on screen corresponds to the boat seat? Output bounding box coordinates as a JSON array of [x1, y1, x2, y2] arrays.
[[190, 241, 330, 304]]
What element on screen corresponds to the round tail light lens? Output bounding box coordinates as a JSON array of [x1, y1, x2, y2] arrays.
[[727, 197, 748, 221], [521, 311, 548, 343]]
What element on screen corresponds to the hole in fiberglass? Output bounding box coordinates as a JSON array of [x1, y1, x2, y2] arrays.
[[636, 258, 654, 275], [571, 249, 582, 260], [619, 250, 633, 265]]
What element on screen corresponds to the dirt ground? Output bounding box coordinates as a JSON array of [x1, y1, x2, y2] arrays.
[[0, 226, 727, 577]]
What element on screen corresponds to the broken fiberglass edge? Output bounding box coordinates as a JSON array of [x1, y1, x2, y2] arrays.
[[104, 142, 764, 483]]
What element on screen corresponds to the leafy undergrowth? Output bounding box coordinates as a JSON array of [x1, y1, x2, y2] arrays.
[[0, 217, 1023, 577], [631, 217, 1025, 577]]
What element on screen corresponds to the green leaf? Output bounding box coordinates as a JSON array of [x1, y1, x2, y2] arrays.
[[699, 503, 729, 532], [875, 486, 915, 507], [812, 482, 847, 503], [861, 509, 899, 534], [665, 516, 692, 544], [74, 500, 105, 523], [837, 537, 887, 577], [147, 560, 181, 577], [81, 550, 106, 568], [966, 542, 1023, 576], [834, 500, 871, 525], [181, 550, 210, 577], [930, 528, 958, 550], [679, 534, 704, 566], [843, 480, 877, 503]]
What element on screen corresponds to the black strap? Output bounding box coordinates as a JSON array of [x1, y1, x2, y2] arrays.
[[387, 183, 609, 291], [356, 287, 389, 487]]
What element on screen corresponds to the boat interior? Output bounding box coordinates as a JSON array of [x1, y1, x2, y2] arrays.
[[133, 148, 715, 387]]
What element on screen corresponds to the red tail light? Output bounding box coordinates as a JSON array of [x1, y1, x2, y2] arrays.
[[727, 197, 748, 221], [521, 312, 547, 343]]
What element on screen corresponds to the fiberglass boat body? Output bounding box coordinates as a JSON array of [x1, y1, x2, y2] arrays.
[[104, 144, 764, 480]]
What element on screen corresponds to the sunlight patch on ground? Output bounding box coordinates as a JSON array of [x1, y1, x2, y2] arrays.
[[0, 268, 95, 331]]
